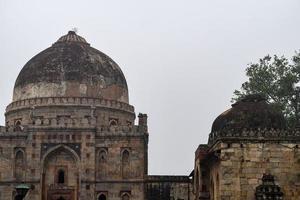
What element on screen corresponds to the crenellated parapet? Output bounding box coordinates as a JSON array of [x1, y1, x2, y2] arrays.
[[31, 115, 97, 128], [6, 97, 134, 114], [96, 125, 148, 136], [0, 123, 147, 136], [5, 97, 136, 128], [208, 128, 300, 145]]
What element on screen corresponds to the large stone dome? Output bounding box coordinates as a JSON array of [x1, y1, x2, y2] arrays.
[[13, 31, 129, 103], [211, 94, 286, 132]]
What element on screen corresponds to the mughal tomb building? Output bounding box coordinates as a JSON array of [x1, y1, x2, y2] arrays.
[[0, 31, 191, 200], [193, 95, 300, 200], [1, 31, 300, 200]]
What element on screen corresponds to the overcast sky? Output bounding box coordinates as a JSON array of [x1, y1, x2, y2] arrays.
[[0, 0, 299, 175]]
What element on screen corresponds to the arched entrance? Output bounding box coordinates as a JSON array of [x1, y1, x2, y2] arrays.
[[42, 145, 79, 200], [98, 194, 106, 200], [57, 169, 65, 184], [14, 195, 23, 200], [122, 194, 130, 200]]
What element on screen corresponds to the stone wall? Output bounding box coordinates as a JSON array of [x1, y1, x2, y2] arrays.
[[0, 121, 148, 200], [218, 142, 300, 200], [195, 140, 300, 200], [146, 176, 192, 200]]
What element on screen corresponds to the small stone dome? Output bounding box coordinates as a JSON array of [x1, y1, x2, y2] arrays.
[[211, 94, 285, 132], [13, 31, 129, 103]]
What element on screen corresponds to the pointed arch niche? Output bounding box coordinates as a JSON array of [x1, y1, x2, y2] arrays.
[[98, 193, 107, 200], [121, 149, 131, 179], [14, 148, 26, 181], [121, 192, 131, 200], [41, 145, 80, 200], [97, 148, 108, 179]]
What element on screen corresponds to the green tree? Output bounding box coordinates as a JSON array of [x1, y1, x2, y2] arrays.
[[233, 51, 300, 127]]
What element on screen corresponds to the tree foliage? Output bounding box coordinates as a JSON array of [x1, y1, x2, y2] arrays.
[[233, 51, 300, 127]]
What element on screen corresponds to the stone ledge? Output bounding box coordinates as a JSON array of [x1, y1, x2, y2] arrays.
[[0, 125, 148, 138], [0, 131, 28, 139], [6, 97, 134, 113], [208, 128, 300, 146]]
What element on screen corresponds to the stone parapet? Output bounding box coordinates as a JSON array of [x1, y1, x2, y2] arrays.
[[0, 124, 147, 136], [6, 97, 134, 114], [29, 124, 147, 135], [96, 125, 147, 136], [3, 117, 97, 131], [146, 175, 191, 183], [208, 128, 300, 145], [31, 116, 97, 128]]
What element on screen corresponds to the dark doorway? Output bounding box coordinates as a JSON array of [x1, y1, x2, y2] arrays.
[[14, 195, 24, 200], [122, 194, 130, 200], [58, 170, 65, 184], [57, 197, 65, 200], [99, 194, 106, 200]]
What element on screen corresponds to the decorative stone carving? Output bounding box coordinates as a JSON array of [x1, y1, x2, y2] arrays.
[[255, 174, 284, 200]]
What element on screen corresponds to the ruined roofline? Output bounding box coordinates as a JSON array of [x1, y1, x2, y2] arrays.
[[208, 127, 300, 146]]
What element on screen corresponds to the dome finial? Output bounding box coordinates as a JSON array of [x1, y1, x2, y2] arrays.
[[68, 27, 78, 35], [71, 27, 78, 34], [56, 29, 88, 44]]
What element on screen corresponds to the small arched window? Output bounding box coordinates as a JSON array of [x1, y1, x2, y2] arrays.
[[98, 194, 106, 200], [15, 150, 25, 180], [57, 169, 65, 184], [122, 194, 130, 200], [14, 121, 22, 132], [109, 119, 117, 127], [122, 150, 130, 163], [99, 150, 107, 163], [122, 150, 130, 179], [97, 149, 108, 179]]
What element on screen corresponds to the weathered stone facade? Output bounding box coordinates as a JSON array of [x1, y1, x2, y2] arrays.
[[0, 31, 191, 200], [193, 95, 300, 200], [146, 176, 192, 200]]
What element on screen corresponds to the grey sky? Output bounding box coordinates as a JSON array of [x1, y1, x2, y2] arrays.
[[0, 0, 299, 175]]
